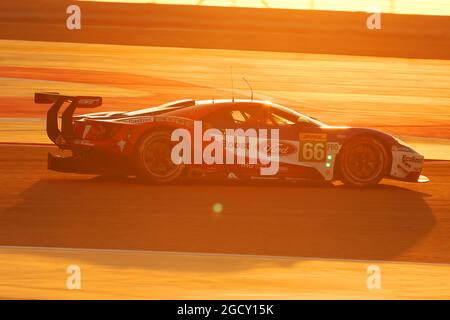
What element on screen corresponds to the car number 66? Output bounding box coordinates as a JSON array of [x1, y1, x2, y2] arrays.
[[301, 142, 325, 161]]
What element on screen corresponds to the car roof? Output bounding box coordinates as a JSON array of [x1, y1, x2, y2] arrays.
[[159, 99, 270, 118], [195, 99, 268, 106], [123, 98, 324, 127], [190, 99, 326, 127], [124, 99, 196, 116]]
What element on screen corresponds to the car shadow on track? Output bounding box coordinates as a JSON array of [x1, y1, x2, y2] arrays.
[[0, 176, 436, 268]]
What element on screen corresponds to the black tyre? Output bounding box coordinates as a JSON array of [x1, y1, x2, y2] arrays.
[[339, 135, 389, 187], [134, 129, 186, 183]]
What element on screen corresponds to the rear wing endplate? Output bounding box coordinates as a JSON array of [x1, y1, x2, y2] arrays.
[[35, 92, 102, 147]]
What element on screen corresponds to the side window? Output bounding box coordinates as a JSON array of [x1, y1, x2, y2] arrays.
[[203, 109, 234, 128], [203, 109, 249, 128], [230, 110, 248, 124], [270, 112, 295, 126], [268, 108, 297, 127], [203, 104, 293, 129]]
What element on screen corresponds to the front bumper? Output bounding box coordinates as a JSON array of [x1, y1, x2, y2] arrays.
[[399, 171, 429, 183], [390, 146, 428, 183]]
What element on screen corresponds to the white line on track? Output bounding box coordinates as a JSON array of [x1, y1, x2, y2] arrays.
[[0, 245, 448, 267]]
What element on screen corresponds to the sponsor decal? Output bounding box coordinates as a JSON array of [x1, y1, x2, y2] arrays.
[[119, 116, 154, 125], [277, 142, 297, 155], [299, 133, 327, 162], [299, 133, 327, 141], [77, 97, 101, 106], [402, 155, 423, 164], [226, 141, 295, 156], [155, 116, 194, 128], [327, 142, 340, 153]]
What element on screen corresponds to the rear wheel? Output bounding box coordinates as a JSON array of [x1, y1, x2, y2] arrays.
[[134, 129, 185, 183], [339, 135, 389, 187]]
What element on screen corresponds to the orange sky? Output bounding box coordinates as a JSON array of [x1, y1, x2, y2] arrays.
[[82, 0, 450, 16]]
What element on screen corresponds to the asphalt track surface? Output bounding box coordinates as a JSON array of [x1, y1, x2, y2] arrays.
[[1, 246, 449, 299], [0, 144, 449, 265]]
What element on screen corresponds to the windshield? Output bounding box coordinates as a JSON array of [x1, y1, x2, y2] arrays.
[[270, 103, 326, 127]]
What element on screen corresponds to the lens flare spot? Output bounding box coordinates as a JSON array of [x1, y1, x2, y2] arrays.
[[212, 202, 223, 213]]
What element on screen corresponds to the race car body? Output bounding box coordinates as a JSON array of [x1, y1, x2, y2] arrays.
[[35, 92, 428, 187]]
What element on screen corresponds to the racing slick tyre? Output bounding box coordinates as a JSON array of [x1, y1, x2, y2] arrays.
[[134, 129, 186, 183], [339, 135, 389, 187]]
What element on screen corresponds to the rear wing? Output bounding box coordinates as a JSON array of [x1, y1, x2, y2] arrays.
[[35, 92, 102, 107], [35, 92, 102, 147]]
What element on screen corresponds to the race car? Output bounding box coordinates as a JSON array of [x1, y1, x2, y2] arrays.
[[35, 92, 428, 187]]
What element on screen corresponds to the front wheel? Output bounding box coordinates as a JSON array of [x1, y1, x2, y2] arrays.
[[339, 136, 389, 187], [134, 129, 186, 183]]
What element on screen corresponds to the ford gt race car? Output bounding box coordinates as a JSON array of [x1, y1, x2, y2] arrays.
[[35, 92, 428, 187]]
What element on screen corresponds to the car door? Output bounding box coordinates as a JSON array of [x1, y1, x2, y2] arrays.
[[200, 104, 261, 177]]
